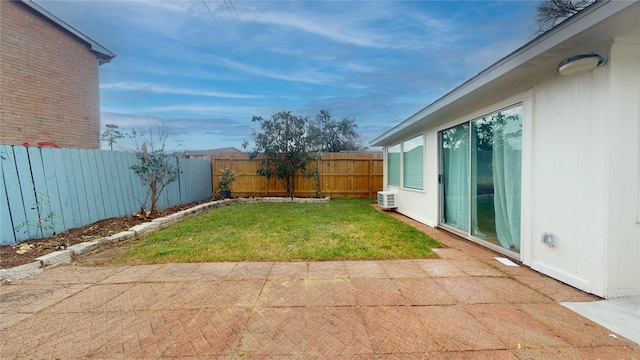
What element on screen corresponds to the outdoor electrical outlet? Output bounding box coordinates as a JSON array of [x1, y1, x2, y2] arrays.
[[542, 232, 555, 247]]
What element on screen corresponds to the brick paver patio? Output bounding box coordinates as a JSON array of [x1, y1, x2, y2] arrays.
[[1, 212, 639, 359]]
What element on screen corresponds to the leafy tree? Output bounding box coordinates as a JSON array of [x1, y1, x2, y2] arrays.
[[244, 111, 319, 199], [101, 123, 125, 150], [308, 110, 360, 152], [129, 123, 182, 216], [535, 0, 594, 34]]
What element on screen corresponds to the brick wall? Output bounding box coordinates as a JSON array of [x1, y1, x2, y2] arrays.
[[0, 1, 101, 149]]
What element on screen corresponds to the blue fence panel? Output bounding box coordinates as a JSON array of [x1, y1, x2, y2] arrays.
[[1, 146, 212, 245]]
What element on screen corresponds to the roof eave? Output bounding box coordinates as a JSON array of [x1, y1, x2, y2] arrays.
[[18, 0, 116, 64]]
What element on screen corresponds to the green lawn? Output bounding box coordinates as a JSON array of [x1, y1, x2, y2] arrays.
[[111, 198, 442, 264]]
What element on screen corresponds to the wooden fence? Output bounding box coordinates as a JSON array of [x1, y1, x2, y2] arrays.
[[206, 152, 383, 198], [0, 145, 212, 245]]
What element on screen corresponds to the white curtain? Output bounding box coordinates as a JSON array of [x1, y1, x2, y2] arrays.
[[443, 124, 469, 232], [492, 110, 522, 251]]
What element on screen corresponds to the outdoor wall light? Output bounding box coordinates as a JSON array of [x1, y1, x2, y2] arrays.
[[557, 53, 607, 76]]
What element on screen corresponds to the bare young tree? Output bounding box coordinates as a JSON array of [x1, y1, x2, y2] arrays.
[[535, 0, 595, 34], [129, 122, 182, 216]]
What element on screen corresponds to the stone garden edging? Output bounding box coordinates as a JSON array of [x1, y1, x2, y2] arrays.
[[0, 196, 330, 285]]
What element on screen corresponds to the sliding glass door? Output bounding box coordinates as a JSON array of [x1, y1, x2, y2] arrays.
[[440, 105, 522, 255]]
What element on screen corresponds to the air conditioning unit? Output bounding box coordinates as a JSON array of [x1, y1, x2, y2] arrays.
[[377, 191, 398, 209]]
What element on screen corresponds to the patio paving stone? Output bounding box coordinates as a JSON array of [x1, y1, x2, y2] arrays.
[[226, 262, 273, 279], [258, 280, 307, 307], [465, 303, 572, 349], [361, 306, 439, 354], [344, 260, 388, 278], [453, 259, 507, 277], [475, 277, 553, 304], [99, 264, 164, 283], [415, 259, 468, 277], [351, 278, 406, 306], [308, 260, 349, 279], [379, 259, 428, 278], [268, 262, 308, 280], [307, 279, 358, 306], [143, 263, 198, 282], [416, 305, 506, 351], [393, 278, 457, 305], [0, 283, 90, 313], [433, 277, 500, 304]]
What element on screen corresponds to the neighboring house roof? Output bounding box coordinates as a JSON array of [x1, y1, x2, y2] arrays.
[[18, 0, 116, 65], [173, 147, 245, 157], [371, 0, 639, 147]]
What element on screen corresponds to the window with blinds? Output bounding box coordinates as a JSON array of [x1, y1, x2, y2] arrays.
[[402, 135, 424, 190], [387, 144, 401, 187]]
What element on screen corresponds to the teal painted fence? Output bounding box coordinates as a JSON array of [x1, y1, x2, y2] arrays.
[[0, 145, 212, 245]]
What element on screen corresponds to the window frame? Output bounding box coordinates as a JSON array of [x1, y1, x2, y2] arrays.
[[402, 134, 425, 190], [386, 143, 401, 187]]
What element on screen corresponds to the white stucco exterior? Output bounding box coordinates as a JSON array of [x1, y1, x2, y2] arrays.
[[372, 1, 639, 298]]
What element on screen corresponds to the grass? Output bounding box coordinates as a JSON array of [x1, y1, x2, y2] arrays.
[[110, 198, 442, 264]]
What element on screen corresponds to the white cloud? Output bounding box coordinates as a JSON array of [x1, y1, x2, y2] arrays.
[[213, 56, 341, 85], [101, 82, 263, 99], [143, 104, 258, 116]]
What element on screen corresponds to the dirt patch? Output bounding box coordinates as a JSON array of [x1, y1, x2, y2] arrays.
[[0, 202, 201, 269]]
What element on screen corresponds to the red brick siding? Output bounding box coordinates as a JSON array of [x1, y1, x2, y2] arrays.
[[0, 1, 101, 149]]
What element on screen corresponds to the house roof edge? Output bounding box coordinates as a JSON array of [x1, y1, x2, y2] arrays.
[[18, 0, 116, 64]]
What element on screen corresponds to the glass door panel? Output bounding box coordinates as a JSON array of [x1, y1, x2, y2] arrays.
[[441, 123, 470, 232]]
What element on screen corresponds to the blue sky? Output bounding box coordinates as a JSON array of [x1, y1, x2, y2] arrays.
[[37, 0, 540, 152]]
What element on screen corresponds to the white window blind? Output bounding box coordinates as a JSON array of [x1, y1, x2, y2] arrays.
[[387, 144, 401, 187], [403, 135, 424, 190]]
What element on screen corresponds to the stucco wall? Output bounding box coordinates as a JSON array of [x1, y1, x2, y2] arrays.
[[529, 57, 611, 296], [604, 35, 640, 297], [0, 1, 101, 149]]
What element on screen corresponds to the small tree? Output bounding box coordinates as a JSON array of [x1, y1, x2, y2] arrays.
[[129, 123, 182, 216], [535, 0, 594, 34], [308, 110, 360, 152], [244, 111, 319, 199], [216, 167, 236, 198], [101, 123, 125, 150]]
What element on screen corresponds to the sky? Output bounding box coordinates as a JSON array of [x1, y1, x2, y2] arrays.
[[36, 0, 541, 152]]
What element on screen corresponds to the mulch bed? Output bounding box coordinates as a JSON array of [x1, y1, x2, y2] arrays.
[[0, 202, 200, 269]]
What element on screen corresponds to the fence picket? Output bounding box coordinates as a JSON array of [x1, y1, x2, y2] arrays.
[[116, 152, 134, 213], [98, 150, 117, 217], [13, 146, 40, 239], [78, 150, 99, 223], [27, 147, 57, 238], [40, 148, 67, 234], [60, 148, 82, 228], [0, 146, 17, 244]]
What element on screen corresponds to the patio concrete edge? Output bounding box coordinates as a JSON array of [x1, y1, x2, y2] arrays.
[[0, 196, 330, 285]]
